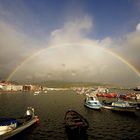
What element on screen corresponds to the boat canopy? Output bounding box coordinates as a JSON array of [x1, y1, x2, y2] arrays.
[[89, 97, 95, 100], [0, 118, 17, 126], [87, 96, 97, 101]]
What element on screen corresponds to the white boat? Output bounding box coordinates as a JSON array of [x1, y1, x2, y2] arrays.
[[136, 94, 140, 100], [34, 91, 40, 95], [95, 87, 109, 93], [102, 100, 137, 112], [0, 107, 39, 140], [84, 96, 102, 110], [134, 86, 140, 91], [0, 118, 17, 135]]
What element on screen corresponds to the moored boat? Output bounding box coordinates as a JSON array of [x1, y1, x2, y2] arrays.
[[64, 110, 89, 134], [96, 92, 118, 98], [84, 96, 102, 110], [134, 86, 140, 91], [0, 107, 39, 140], [34, 91, 40, 95], [102, 100, 137, 113]]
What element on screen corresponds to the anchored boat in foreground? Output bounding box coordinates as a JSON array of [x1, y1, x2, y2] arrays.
[[64, 110, 89, 134], [0, 107, 39, 140]]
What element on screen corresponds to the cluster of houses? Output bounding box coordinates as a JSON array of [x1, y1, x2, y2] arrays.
[[0, 81, 43, 92]]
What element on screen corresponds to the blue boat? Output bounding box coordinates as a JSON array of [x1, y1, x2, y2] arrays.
[[84, 96, 102, 110]]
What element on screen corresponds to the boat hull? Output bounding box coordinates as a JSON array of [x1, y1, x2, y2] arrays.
[[0, 123, 17, 135], [84, 103, 101, 110], [102, 105, 136, 112]]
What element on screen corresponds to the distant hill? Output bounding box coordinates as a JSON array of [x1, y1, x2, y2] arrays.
[[36, 80, 111, 88], [5, 80, 130, 89]]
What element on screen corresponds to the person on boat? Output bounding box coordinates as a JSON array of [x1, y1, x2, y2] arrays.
[[25, 107, 33, 120], [31, 108, 35, 117]]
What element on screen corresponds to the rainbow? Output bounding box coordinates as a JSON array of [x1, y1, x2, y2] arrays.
[[6, 43, 140, 82]]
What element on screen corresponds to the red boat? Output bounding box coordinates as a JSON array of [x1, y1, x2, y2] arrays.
[[96, 92, 117, 98]]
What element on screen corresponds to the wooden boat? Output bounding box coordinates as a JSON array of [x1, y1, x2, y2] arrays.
[[102, 100, 137, 112], [84, 96, 102, 110], [64, 110, 89, 134], [0, 107, 39, 140]]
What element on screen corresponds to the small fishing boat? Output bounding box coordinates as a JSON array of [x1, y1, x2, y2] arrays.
[[34, 91, 40, 95], [134, 86, 140, 91], [84, 96, 102, 110], [102, 100, 137, 112], [0, 107, 39, 140], [44, 90, 48, 93], [64, 110, 89, 134]]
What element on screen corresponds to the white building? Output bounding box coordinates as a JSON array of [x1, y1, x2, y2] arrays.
[[0, 83, 23, 91]]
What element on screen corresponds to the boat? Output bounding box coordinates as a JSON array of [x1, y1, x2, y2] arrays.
[[134, 86, 140, 91], [95, 87, 109, 93], [96, 92, 118, 98], [102, 100, 137, 112], [34, 91, 40, 95], [64, 110, 89, 134], [136, 94, 140, 100], [0, 107, 39, 140], [84, 96, 102, 110]]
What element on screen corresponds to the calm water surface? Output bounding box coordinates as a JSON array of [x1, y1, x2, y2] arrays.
[[0, 90, 140, 140]]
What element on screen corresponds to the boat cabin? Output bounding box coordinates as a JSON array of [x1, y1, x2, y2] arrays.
[[112, 101, 130, 107]]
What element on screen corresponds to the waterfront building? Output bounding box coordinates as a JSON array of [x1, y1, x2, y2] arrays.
[[23, 85, 33, 91]]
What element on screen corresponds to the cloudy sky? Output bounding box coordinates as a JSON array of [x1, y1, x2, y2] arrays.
[[0, 0, 140, 86]]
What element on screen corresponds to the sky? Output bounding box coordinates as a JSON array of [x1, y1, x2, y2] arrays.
[[0, 0, 140, 86]]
